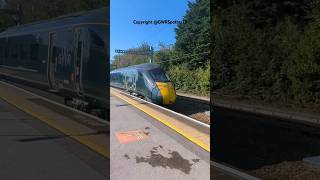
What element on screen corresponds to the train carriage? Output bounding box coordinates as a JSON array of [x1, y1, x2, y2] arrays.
[[110, 63, 176, 105], [0, 7, 109, 113]]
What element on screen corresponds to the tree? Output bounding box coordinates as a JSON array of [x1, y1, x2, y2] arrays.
[[212, 0, 320, 105], [154, 43, 177, 71], [3, 0, 106, 25], [111, 42, 151, 68], [175, 0, 210, 68]]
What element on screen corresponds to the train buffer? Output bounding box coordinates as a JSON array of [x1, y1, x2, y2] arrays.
[[0, 81, 108, 179], [110, 88, 210, 180]]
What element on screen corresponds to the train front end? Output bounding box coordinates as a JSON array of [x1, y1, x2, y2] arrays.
[[147, 67, 176, 105]]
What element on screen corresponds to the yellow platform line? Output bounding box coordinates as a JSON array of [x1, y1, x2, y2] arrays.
[[111, 90, 210, 152], [0, 92, 109, 158]]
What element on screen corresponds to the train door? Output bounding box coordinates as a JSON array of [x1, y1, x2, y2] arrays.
[[74, 28, 84, 94], [137, 71, 147, 96], [47, 32, 58, 91]]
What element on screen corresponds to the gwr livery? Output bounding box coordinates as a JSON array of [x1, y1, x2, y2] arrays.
[[0, 7, 109, 113], [110, 63, 176, 105]]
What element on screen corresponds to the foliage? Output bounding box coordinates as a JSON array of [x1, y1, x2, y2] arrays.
[[154, 44, 177, 71], [111, 42, 151, 68], [110, 0, 210, 96], [213, 2, 320, 106], [157, 0, 210, 95], [175, 0, 210, 68], [168, 64, 210, 95], [0, 0, 106, 29]]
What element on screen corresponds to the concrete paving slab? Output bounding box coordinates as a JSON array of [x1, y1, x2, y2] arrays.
[[0, 98, 107, 179], [0, 81, 109, 158], [110, 96, 210, 180], [110, 88, 210, 152]]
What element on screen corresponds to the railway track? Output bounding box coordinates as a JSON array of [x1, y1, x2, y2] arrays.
[[1, 81, 210, 152], [110, 87, 210, 152], [213, 106, 320, 179], [2, 79, 210, 126], [112, 87, 211, 125], [170, 94, 210, 124]]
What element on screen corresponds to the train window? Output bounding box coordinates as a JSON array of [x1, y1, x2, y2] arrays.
[[147, 68, 170, 82], [136, 71, 153, 91], [30, 44, 39, 61], [111, 72, 116, 82], [137, 72, 145, 83]]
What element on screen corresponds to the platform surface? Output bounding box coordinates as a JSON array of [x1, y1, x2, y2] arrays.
[[0, 98, 107, 179], [212, 165, 260, 180], [213, 167, 242, 180], [110, 88, 210, 152], [0, 81, 109, 157], [110, 96, 210, 180]]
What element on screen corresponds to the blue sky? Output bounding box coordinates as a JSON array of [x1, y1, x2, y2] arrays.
[[110, 0, 191, 62]]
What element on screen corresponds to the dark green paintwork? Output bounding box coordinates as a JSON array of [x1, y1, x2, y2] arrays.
[[110, 63, 169, 105]]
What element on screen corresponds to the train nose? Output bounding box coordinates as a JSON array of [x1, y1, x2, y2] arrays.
[[155, 82, 176, 105]]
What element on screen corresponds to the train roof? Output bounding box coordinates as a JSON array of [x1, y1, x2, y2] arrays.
[[111, 63, 161, 73], [0, 7, 108, 38]]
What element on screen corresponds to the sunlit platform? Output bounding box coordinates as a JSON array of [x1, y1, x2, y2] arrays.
[[110, 95, 210, 180]]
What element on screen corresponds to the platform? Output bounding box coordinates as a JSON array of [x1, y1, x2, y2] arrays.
[[213, 167, 241, 180], [110, 95, 210, 180], [0, 81, 108, 179], [212, 162, 261, 180], [110, 88, 210, 151], [0, 97, 107, 179]]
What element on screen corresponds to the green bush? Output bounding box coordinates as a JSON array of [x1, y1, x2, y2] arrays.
[[213, 4, 320, 106], [168, 65, 210, 96]]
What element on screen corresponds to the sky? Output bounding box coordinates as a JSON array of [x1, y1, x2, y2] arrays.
[[110, 0, 191, 62]]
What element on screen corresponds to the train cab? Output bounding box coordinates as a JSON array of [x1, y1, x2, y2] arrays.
[[144, 67, 176, 105], [110, 63, 176, 105]]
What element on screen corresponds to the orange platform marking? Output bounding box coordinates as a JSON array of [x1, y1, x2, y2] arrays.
[[116, 130, 149, 144]]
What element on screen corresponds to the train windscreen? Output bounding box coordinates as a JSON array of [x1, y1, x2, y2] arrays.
[[147, 68, 170, 82]]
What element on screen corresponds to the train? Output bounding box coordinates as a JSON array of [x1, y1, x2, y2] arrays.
[[0, 7, 109, 115], [110, 63, 176, 105]]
